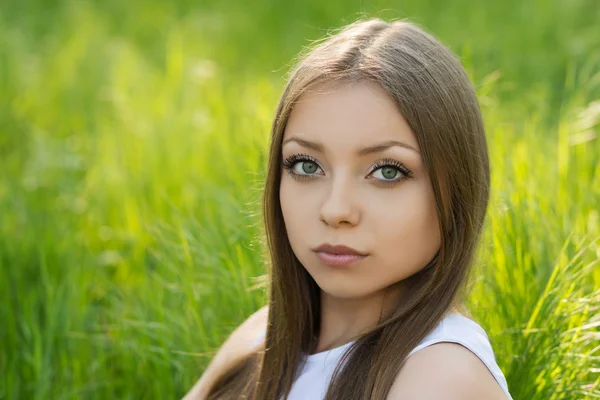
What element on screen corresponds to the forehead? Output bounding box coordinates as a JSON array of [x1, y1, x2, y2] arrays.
[[282, 80, 420, 153]]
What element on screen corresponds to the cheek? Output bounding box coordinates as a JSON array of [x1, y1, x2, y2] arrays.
[[280, 175, 322, 222], [279, 177, 310, 251], [373, 183, 440, 276], [280, 177, 301, 224]]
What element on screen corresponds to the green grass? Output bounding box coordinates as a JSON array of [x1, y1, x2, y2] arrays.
[[0, 0, 599, 398]]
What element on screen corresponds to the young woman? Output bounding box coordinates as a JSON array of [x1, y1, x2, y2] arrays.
[[184, 18, 513, 400]]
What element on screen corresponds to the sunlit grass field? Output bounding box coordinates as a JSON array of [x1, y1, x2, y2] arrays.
[[1, 0, 599, 398]]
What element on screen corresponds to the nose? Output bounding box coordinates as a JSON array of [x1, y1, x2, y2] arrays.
[[319, 174, 360, 227]]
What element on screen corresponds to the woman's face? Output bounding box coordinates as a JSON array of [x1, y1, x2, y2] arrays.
[[279, 80, 441, 300]]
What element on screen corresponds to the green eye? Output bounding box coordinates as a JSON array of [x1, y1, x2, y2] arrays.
[[282, 153, 322, 181], [380, 166, 399, 180], [301, 162, 318, 174], [369, 158, 414, 187], [281, 154, 414, 187]]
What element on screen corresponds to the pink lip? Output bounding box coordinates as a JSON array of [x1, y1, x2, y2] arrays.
[[312, 243, 368, 256], [314, 251, 368, 267]]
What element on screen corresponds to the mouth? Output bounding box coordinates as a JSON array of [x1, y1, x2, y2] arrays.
[[313, 251, 368, 267], [311, 243, 368, 256]]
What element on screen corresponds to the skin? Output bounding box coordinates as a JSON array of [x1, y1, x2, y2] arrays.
[[280, 79, 442, 354], [386, 342, 510, 399], [183, 79, 507, 400]]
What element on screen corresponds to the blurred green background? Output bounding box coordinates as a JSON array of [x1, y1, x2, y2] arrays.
[[1, 0, 599, 399]]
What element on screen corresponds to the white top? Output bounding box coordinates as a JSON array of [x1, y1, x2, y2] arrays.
[[249, 313, 513, 400]]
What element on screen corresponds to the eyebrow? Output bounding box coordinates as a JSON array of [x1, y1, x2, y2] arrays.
[[282, 137, 420, 156]]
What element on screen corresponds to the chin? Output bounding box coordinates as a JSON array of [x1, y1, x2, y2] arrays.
[[312, 277, 375, 300]]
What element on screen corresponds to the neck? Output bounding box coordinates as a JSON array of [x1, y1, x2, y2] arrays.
[[312, 285, 463, 355], [312, 283, 403, 354]]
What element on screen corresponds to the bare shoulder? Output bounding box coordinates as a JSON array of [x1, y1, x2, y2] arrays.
[[386, 342, 509, 400], [232, 304, 269, 349], [182, 305, 269, 400]]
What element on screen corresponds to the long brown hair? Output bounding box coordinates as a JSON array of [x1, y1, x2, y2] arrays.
[[205, 17, 490, 400]]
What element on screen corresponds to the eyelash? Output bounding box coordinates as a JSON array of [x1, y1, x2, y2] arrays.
[[281, 153, 414, 187]]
